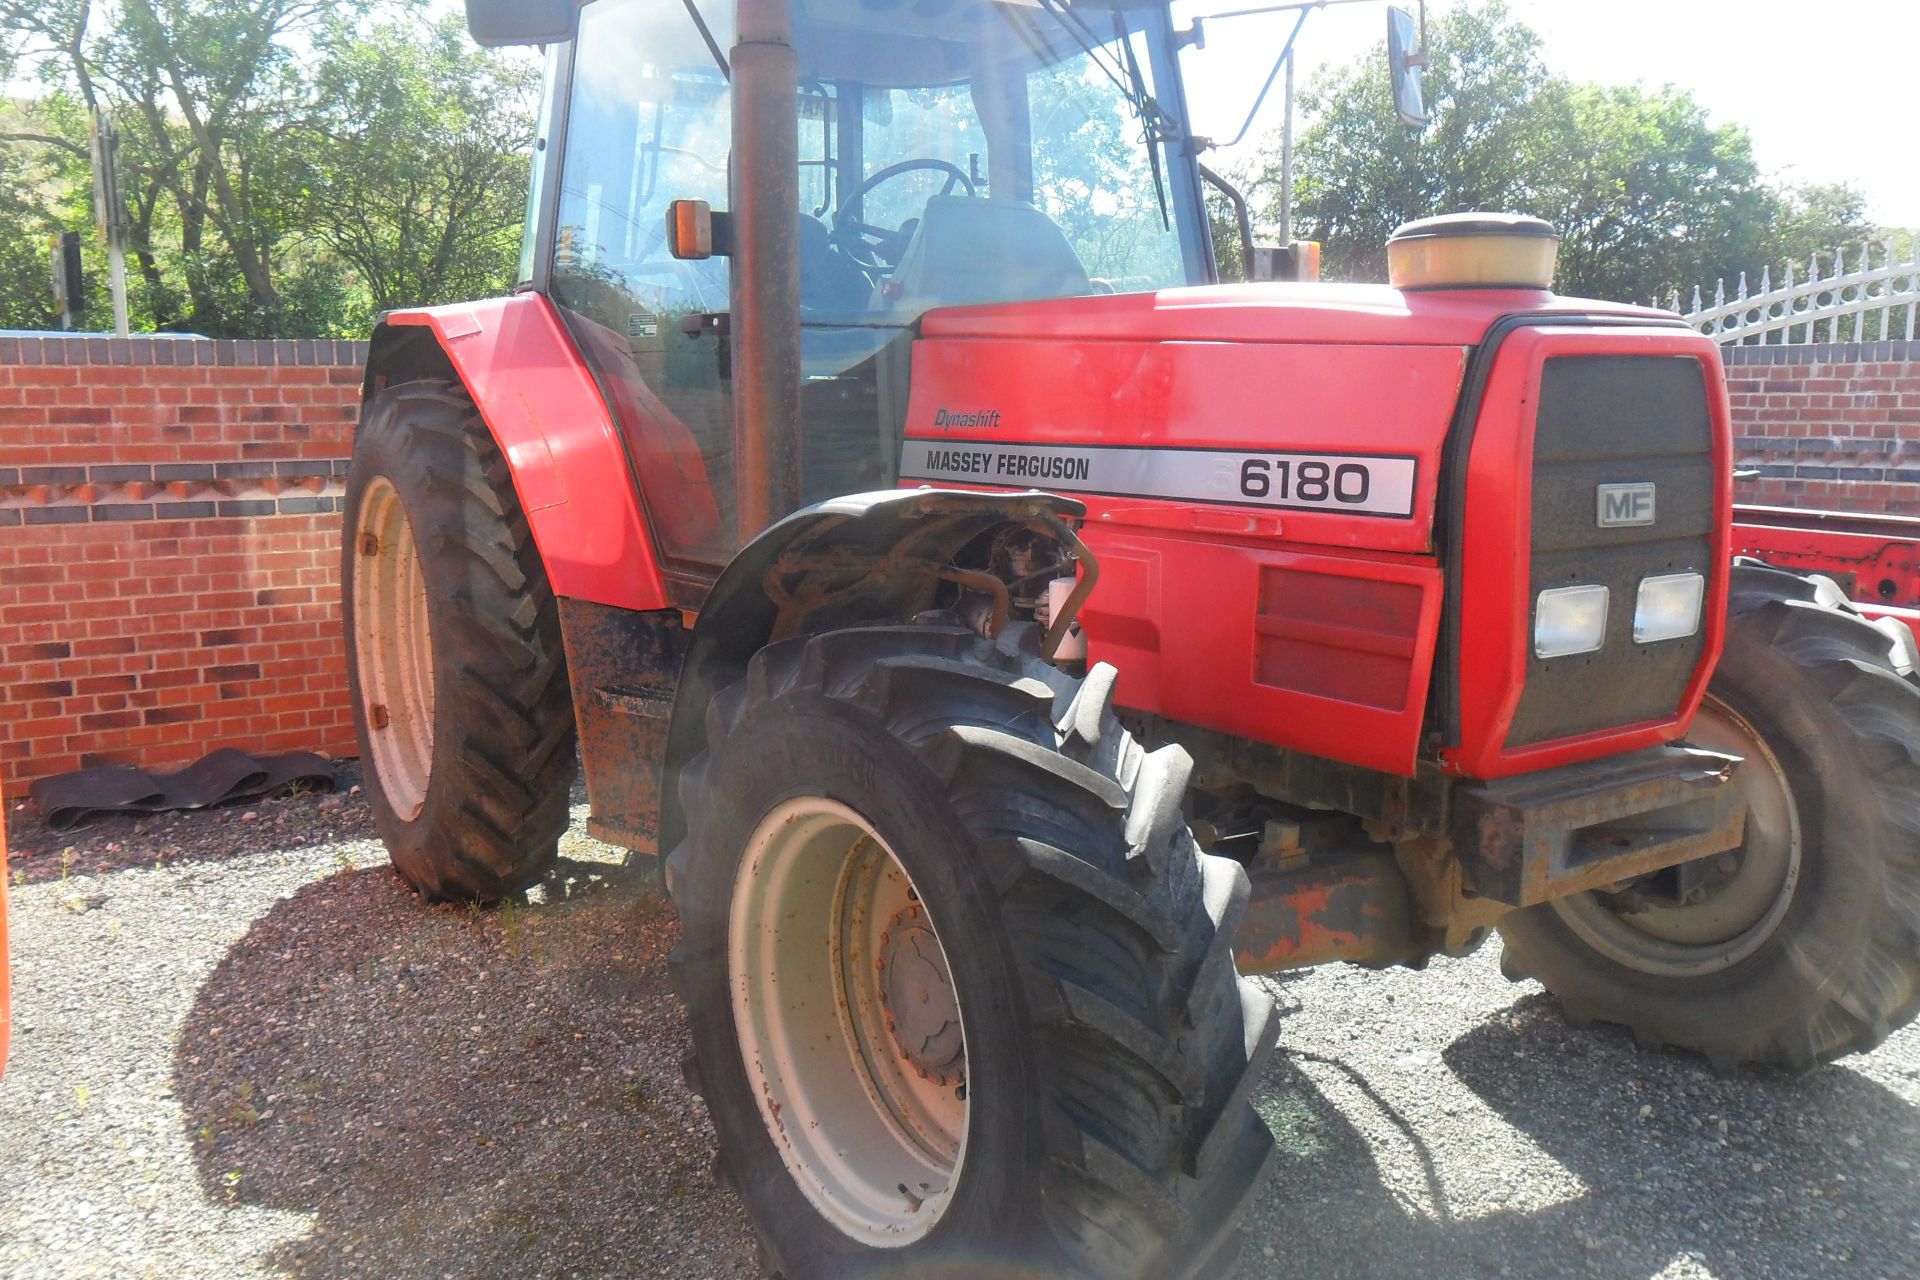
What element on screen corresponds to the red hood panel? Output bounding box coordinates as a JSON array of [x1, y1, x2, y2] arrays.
[[919, 283, 1670, 347]]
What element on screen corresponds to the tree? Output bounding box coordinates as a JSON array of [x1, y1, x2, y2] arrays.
[[0, 1, 535, 336], [280, 13, 536, 316], [1543, 83, 1776, 304], [1253, 0, 1869, 304]]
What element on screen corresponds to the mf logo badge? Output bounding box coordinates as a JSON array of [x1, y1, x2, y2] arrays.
[[1597, 482, 1656, 527]]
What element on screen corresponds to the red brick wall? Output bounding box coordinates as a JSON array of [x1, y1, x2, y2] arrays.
[[1, 335, 365, 792], [1727, 340, 1920, 514]]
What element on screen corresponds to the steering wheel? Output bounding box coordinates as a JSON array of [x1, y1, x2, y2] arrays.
[[830, 158, 977, 273]]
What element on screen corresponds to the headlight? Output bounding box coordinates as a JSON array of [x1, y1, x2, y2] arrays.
[[1535, 584, 1609, 658], [1633, 572, 1705, 644]]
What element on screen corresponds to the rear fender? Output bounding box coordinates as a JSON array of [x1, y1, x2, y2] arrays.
[[366, 293, 670, 611], [659, 488, 1086, 864]]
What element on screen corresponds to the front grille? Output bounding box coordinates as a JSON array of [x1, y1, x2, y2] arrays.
[[1506, 355, 1715, 748]]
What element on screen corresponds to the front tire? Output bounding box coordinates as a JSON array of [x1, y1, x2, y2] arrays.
[[1499, 564, 1920, 1071], [667, 623, 1278, 1278], [342, 380, 577, 901]]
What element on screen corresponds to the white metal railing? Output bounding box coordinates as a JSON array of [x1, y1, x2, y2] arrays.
[[1669, 231, 1920, 345]]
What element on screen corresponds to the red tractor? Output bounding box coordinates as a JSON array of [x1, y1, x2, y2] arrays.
[[342, 0, 1920, 1275]]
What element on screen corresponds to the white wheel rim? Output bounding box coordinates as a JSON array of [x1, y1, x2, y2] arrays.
[[729, 797, 970, 1246], [351, 475, 435, 819]]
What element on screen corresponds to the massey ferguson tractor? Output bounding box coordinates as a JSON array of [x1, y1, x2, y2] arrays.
[[341, 0, 1920, 1274]]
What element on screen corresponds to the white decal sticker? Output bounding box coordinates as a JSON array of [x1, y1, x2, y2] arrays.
[[900, 440, 1418, 518]]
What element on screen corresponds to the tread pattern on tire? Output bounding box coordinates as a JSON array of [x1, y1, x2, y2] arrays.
[[345, 380, 576, 901], [669, 622, 1279, 1280], [1502, 562, 1920, 1072]]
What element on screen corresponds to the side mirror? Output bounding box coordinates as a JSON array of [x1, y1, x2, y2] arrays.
[[1386, 6, 1428, 127], [464, 0, 578, 47]]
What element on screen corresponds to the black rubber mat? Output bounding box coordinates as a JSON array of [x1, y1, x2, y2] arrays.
[[28, 747, 337, 831]]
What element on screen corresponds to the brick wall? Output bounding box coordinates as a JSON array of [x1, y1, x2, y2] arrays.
[[1727, 340, 1920, 514], [1, 335, 365, 793]]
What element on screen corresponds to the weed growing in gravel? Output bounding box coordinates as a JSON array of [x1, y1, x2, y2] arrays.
[[624, 1074, 652, 1113], [222, 1170, 242, 1207], [223, 1082, 261, 1130], [500, 898, 523, 960], [59, 847, 73, 880]]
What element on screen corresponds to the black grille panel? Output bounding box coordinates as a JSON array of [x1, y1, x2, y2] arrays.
[[1506, 356, 1715, 748]]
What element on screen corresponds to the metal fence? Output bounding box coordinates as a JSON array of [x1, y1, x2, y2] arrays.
[[1669, 232, 1920, 345]]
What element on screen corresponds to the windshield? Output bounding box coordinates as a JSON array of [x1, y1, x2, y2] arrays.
[[786, 0, 1195, 311]]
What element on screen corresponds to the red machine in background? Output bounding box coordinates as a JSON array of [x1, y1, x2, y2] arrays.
[[1736, 503, 1920, 645], [2, 782, 11, 1079]]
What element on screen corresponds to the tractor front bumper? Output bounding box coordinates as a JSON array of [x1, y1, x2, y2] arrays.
[[1449, 744, 1747, 908]]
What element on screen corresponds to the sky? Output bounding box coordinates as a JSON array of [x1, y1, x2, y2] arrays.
[[1173, 0, 1920, 227]]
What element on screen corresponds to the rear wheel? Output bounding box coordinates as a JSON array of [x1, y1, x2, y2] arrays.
[[668, 622, 1278, 1278], [1499, 564, 1920, 1071], [343, 380, 577, 901]]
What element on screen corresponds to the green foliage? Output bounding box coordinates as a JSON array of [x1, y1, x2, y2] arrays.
[[1255, 0, 1869, 303], [0, 136, 66, 328], [279, 12, 537, 316], [0, 1, 535, 336]]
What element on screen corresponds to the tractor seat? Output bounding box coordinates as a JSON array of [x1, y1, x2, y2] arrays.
[[877, 196, 1092, 318], [798, 214, 874, 314]]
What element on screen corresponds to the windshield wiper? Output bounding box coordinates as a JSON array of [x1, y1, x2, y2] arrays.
[[1118, 27, 1171, 231], [683, 0, 730, 78]]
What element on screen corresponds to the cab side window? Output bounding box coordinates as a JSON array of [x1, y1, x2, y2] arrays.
[[550, 0, 738, 570]]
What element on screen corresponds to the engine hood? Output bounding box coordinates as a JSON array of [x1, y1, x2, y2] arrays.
[[919, 282, 1674, 348]]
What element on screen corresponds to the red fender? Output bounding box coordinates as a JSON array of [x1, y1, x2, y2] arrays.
[[375, 293, 678, 611]]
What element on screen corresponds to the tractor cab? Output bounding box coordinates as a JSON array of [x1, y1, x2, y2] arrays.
[[507, 0, 1208, 578]]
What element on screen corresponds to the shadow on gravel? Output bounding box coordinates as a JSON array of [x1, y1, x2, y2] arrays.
[[1245, 989, 1919, 1280], [171, 854, 760, 1280]]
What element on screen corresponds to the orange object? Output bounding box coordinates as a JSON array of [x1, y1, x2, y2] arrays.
[[1, 780, 10, 1077]]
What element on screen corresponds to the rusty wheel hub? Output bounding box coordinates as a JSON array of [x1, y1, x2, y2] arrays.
[[879, 904, 965, 1086]]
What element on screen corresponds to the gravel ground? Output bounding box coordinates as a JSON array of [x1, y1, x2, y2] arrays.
[[3, 777, 1918, 1280]]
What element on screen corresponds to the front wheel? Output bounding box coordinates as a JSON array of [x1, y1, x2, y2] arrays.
[[1499, 564, 1920, 1072], [667, 623, 1278, 1278]]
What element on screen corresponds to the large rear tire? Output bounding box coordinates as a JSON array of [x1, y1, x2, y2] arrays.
[[342, 380, 577, 901], [667, 622, 1278, 1279], [1499, 564, 1920, 1071]]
